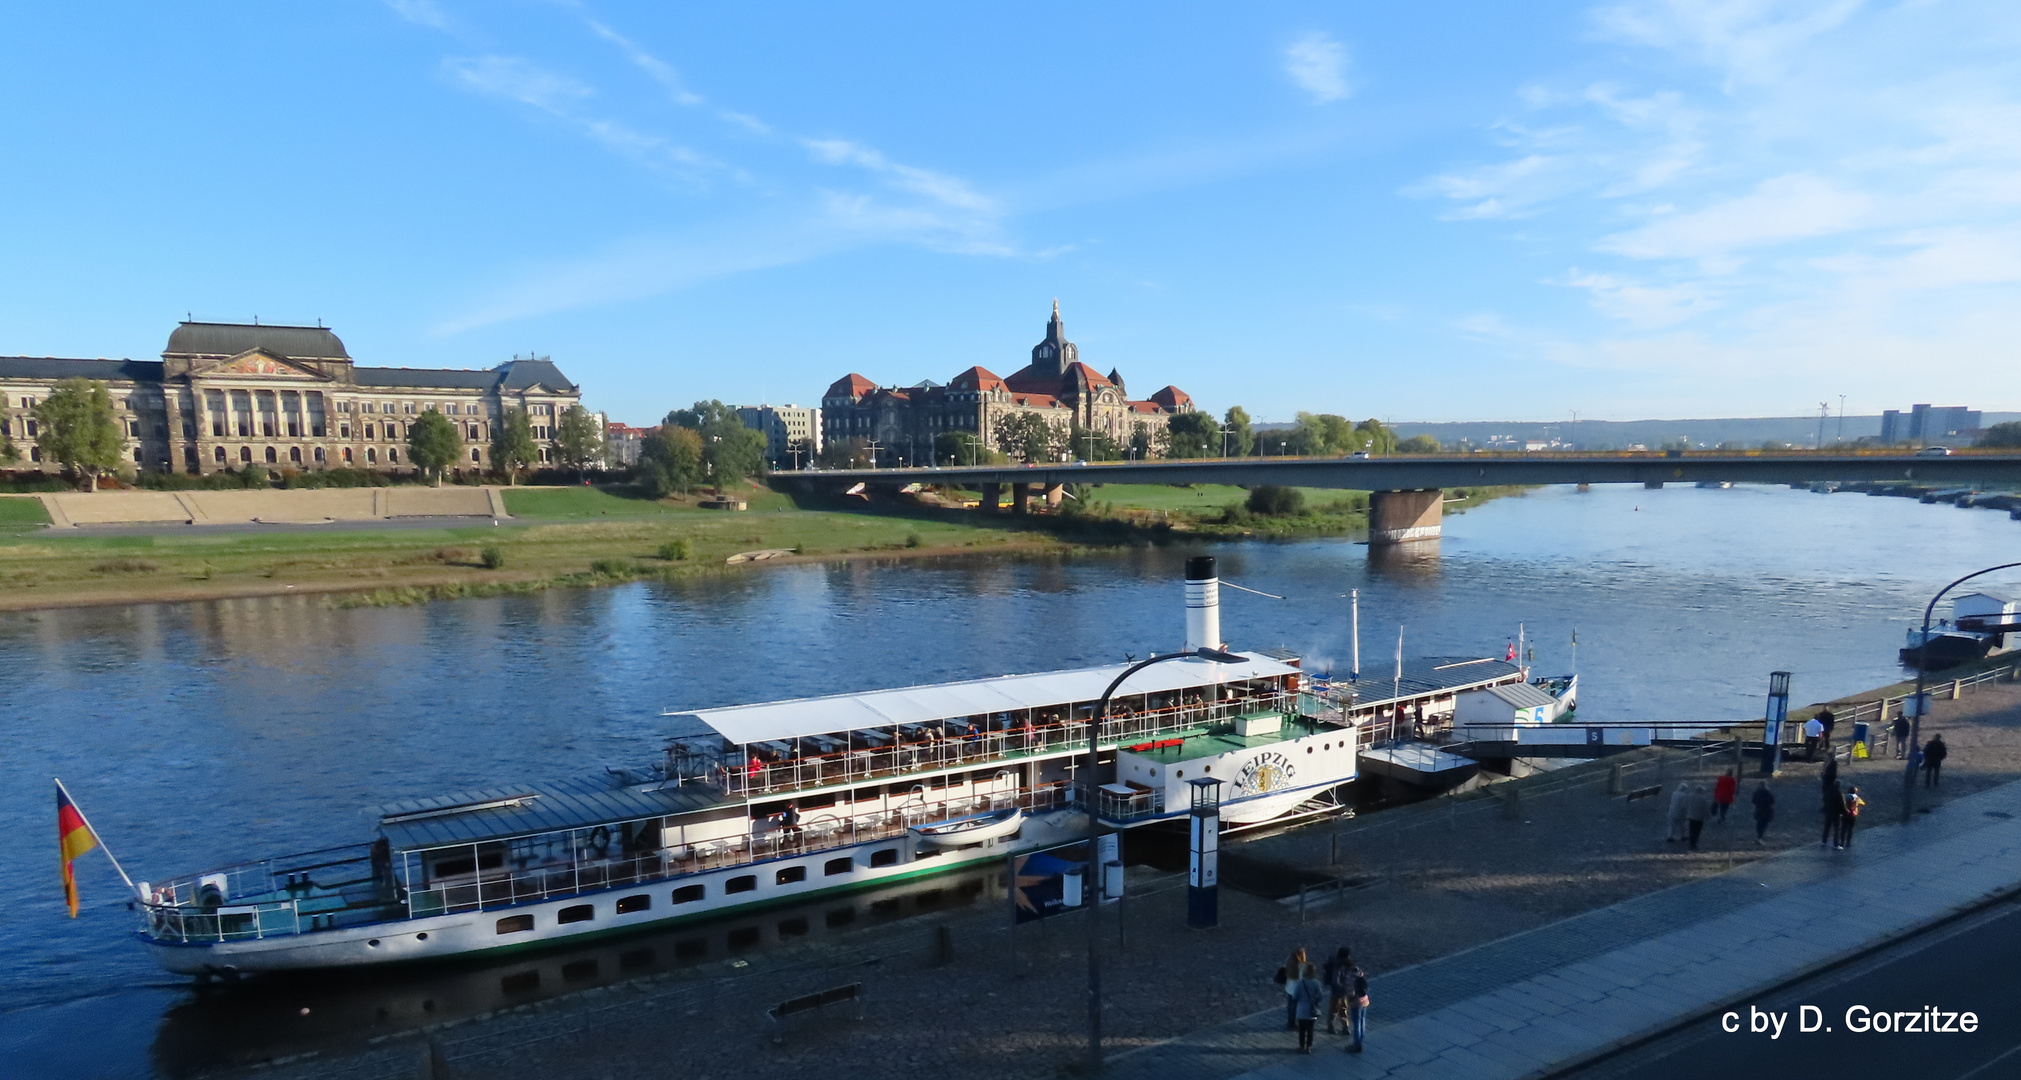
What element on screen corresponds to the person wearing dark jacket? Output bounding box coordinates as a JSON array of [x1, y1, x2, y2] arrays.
[[1685, 784, 1712, 850], [1322, 947, 1352, 1034], [1821, 779, 1845, 849], [1891, 714, 1911, 758], [1752, 782, 1776, 844], [1924, 734, 1949, 786], [1817, 707, 1837, 757], [1342, 961, 1369, 1054]]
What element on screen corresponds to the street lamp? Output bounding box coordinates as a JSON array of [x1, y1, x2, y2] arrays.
[[1902, 561, 2021, 822], [1084, 646, 1245, 1074]]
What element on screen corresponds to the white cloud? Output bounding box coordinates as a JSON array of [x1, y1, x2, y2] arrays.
[[1590, 0, 1862, 86], [1283, 32, 1352, 103], [1599, 173, 1872, 262], [384, 0, 452, 32], [803, 139, 996, 214], [1561, 269, 1717, 325], [442, 55, 592, 112]]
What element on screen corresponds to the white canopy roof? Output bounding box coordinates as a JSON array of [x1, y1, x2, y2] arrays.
[[669, 652, 1300, 746]]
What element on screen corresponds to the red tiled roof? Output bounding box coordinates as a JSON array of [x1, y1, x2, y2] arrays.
[[1011, 393, 1061, 407], [1150, 385, 1192, 409], [1061, 362, 1112, 388], [825, 373, 877, 399], [949, 365, 1006, 391], [1128, 400, 1164, 414]]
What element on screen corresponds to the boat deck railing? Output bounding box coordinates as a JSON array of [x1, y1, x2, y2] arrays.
[[402, 783, 1073, 920], [722, 693, 1303, 798], [138, 842, 397, 945]]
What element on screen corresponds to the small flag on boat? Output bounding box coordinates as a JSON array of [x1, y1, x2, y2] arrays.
[[57, 782, 99, 918], [1505, 641, 1516, 662]]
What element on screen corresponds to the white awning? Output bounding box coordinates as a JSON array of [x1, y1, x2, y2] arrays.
[[668, 653, 1300, 746]]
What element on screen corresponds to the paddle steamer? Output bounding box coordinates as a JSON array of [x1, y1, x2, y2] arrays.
[[134, 558, 1366, 975]]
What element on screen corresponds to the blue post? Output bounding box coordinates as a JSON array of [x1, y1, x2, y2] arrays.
[[1761, 671, 1791, 776]]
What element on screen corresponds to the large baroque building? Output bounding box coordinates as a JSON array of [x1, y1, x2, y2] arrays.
[[0, 321, 583, 476], [821, 303, 1193, 465]]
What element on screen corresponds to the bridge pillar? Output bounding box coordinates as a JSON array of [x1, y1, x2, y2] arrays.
[[980, 482, 1002, 513], [1369, 489, 1442, 546], [1045, 483, 1065, 508], [1011, 484, 1030, 514]]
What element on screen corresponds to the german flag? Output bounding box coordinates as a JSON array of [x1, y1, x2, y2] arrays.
[[58, 783, 99, 918]]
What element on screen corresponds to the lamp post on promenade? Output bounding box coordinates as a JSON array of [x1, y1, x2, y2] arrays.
[[1902, 562, 2021, 823], [1084, 646, 1245, 1074]]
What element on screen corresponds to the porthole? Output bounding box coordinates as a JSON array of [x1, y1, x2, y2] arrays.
[[367, 938, 381, 947], [416, 932, 428, 941]]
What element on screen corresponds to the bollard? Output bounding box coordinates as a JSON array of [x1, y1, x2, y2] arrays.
[[1607, 764, 1624, 796], [417, 1041, 449, 1080], [1299, 884, 1308, 925], [1951, 679, 1963, 700], [1330, 834, 1340, 866], [933, 925, 954, 965], [1501, 784, 1522, 820]]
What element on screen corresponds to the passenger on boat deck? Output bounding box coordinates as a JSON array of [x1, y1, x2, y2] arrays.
[[779, 802, 802, 836], [746, 756, 763, 780]]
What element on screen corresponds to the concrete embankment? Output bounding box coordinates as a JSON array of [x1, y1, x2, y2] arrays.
[[34, 486, 505, 526]]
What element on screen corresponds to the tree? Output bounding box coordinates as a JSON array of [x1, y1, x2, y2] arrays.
[[666, 400, 767, 489], [0, 398, 16, 463], [1165, 412, 1218, 458], [34, 379, 124, 490], [491, 407, 538, 484], [1396, 434, 1441, 453], [934, 431, 1006, 466], [1223, 406, 1255, 457], [406, 410, 462, 484], [638, 425, 704, 496], [1976, 422, 2021, 448], [1128, 421, 1165, 460], [993, 412, 1056, 462], [1065, 425, 1122, 462], [819, 436, 874, 470], [1246, 485, 1305, 516], [1353, 419, 1398, 455], [554, 405, 604, 480]]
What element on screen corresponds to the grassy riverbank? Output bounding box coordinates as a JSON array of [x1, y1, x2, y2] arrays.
[[0, 488, 1062, 612], [0, 482, 1526, 611]]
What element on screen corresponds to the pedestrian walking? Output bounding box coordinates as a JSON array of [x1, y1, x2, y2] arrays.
[[1891, 713, 1911, 758], [1291, 963, 1326, 1054], [1924, 734, 1949, 787], [1712, 770, 1737, 823], [1274, 947, 1307, 1030], [1821, 778, 1845, 848], [1685, 783, 1711, 850], [1803, 715, 1825, 761], [1322, 947, 1352, 1034], [1822, 755, 1839, 796], [1838, 785, 1865, 849], [1342, 958, 1370, 1054], [1666, 783, 1691, 842], [1817, 707, 1837, 757], [1751, 781, 1776, 844]]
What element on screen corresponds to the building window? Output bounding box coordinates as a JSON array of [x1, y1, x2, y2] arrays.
[[264, 447, 278, 463], [467, 424, 479, 440], [776, 866, 807, 886], [289, 447, 302, 464], [496, 915, 534, 935], [25, 419, 36, 437], [213, 446, 226, 463], [672, 884, 704, 904], [557, 904, 594, 924], [128, 420, 141, 437], [470, 448, 481, 462], [616, 894, 651, 914], [132, 448, 142, 463], [361, 402, 374, 413], [366, 448, 376, 464], [404, 402, 416, 414], [869, 848, 899, 868], [343, 447, 353, 463], [314, 447, 325, 463], [390, 447, 400, 463], [386, 423, 400, 440], [824, 858, 852, 876], [725, 875, 757, 895], [446, 403, 460, 415], [28, 447, 39, 462], [340, 423, 351, 438], [239, 447, 252, 463], [363, 424, 375, 440]]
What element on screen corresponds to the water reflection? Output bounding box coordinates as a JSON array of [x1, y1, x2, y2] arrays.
[[1366, 540, 1442, 580]]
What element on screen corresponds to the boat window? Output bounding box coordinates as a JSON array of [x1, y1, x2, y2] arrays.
[[776, 866, 807, 885], [824, 857, 852, 876], [495, 915, 534, 935], [726, 875, 757, 894], [869, 848, 899, 868], [558, 904, 594, 924], [616, 894, 651, 914], [672, 884, 705, 904]]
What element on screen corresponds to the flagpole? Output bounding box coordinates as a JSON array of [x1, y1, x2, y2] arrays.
[[54, 778, 136, 891]]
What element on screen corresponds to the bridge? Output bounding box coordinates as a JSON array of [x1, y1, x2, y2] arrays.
[[787, 451, 2021, 545]]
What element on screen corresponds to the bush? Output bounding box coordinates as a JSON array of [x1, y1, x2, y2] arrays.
[[90, 558, 158, 574], [657, 538, 693, 561], [480, 547, 505, 570], [589, 558, 631, 577], [1245, 485, 1306, 516], [904, 532, 923, 548]]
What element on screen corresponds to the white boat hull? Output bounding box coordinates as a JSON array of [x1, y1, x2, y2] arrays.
[[912, 808, 1024, 849]]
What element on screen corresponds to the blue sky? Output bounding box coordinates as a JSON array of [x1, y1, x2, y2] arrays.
[[2, 2, 2017, 426]]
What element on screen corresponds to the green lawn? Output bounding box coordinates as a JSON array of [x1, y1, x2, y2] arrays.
[[0, 496, 51, 526], [1084, 483, 1363, 512], [500, 484, 795, 518]]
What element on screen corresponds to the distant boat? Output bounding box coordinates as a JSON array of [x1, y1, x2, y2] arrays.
[[1694, 481, 1732, 489], [912, 808, 1024, 849]]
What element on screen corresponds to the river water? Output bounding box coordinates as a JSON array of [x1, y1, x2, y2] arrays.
[[3, 483, 2017, 1078]]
